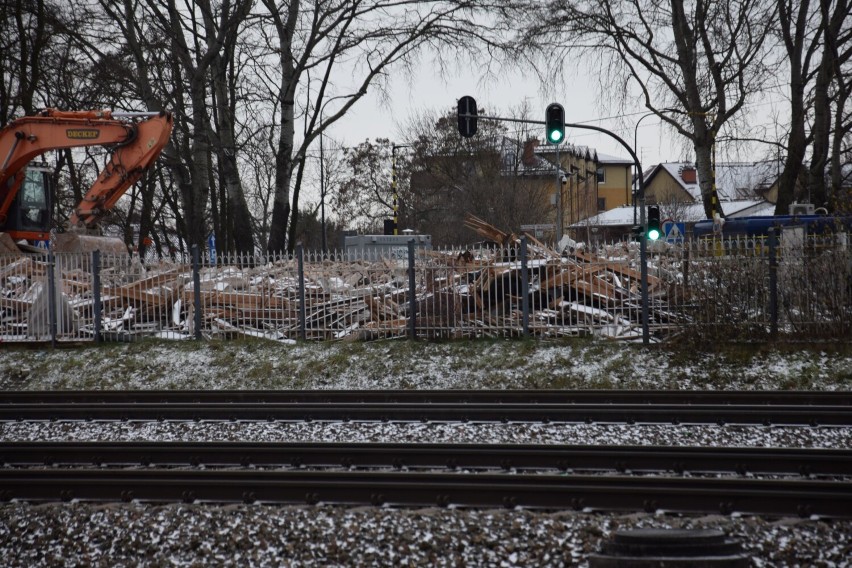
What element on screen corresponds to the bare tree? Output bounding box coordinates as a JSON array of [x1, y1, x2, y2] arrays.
[[5, 0, 520, 255], [94, 0, 255, 253], [516, 0, 777, 219], [401, 107, 552, 244], [331, 138, 412, 233], [773, 0, 822, 214], [254, 0, 516, 253], [807, 0, 852, 209], [0, 0, 54, 123]]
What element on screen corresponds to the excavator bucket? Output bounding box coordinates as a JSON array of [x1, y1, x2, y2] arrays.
[[51, 232, 129, 255]]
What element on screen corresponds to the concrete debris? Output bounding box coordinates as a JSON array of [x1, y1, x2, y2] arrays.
[[0, 214, 678, 341]]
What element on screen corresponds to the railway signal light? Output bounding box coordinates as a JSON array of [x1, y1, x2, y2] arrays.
[[631, 225, 642, 241], [647, 205, 662, 240], [545, 103, 565, 145], [457, 96, 478, 138]]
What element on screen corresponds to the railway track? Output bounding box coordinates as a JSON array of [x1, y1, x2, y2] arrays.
[[1, 467, 850, 518], [2, 389, 852, 425], [4, 389, 850, 405], [3, 389, 851, 517], [3, 442, 851, 476]]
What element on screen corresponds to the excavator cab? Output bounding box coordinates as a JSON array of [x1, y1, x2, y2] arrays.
[[0, 165, 127, 255], [4, 165, 53, 243]]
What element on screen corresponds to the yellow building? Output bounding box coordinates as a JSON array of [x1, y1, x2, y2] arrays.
[[643, 161, 781, 206], [408, 136, 636, 243], [534, 145, 633, 238], [643, 163, 700, 204], [595, 153, 634, 212]]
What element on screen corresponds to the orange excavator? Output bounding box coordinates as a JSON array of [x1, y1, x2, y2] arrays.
[[0, 108, 173, 254]]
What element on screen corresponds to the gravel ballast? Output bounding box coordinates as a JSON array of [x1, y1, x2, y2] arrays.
[[3, 339, 852, 566], [4, 421, 852, 448], [2, 503, 851, 567]]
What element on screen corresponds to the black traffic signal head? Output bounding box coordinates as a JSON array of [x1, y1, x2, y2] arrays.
[[545, 103, 565, 145], [457, 96, 478, 138], [647, 205, 662, 240]]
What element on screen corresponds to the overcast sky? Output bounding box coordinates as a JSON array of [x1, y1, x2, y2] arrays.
[[325, 64, 696, 169], [297, 59, 788, 212], [324, 59, 787, 167]]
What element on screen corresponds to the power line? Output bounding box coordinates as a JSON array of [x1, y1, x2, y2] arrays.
[[571, 97, 789, 127]]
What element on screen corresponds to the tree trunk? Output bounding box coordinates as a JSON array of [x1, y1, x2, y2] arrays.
[[210, 56, 254, 255], [830, 86, 850, 207], [826, 0, 852, 209], [776, 92, 808, 215], [267, 107, 296, 253], [670, 0, 724, 219], [775, 0, 810, 215], [286, 152, 309, 251], [264, 0, 300, 254], [184, 80, 213, 250], [693, 142, 720, 219], [808, 51, 833, 208]]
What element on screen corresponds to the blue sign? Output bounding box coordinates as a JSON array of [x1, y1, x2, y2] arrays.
[[207, 233, 217, 264], [663, 222, 686, 243]]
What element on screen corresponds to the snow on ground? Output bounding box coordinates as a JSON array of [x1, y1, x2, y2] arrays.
[[1, 338, 850, 392], [2, 338, 852, 566]]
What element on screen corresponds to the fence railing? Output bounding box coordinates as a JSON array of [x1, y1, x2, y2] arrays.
[[1, 232, 849, 344]]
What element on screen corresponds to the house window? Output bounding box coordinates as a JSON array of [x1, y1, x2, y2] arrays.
[[597, 197, 606, 211], [596, 167, 605, 183]]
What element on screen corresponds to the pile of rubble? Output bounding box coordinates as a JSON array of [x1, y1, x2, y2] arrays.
[[0, 215, 679, 342]]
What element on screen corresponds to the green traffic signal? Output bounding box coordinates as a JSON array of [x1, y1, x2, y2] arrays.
[[646, 205, 661, 241], [545, 103, 565, 145]]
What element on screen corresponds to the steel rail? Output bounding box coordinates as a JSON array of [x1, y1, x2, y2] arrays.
[[3, 389, 850, 406], [3, 442, 851, 476], [2, 401, 850, 425], [1, 468, 849, 518]]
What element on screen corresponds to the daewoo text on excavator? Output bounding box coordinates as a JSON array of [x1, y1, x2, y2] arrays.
[[0, 108, 173, 254]]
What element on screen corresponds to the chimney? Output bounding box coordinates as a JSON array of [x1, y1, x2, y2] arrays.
[[681, 166, 697, 184], [522, 138, 539, 166]]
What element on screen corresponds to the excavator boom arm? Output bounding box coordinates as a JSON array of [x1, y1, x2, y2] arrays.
[[0, 108, 173, 227]]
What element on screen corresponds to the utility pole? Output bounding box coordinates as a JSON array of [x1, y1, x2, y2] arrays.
[[319, 128, 327, 254], [391, 144, 411, 235], [555, 145, 562, 243], [633, 111, 657, 225]]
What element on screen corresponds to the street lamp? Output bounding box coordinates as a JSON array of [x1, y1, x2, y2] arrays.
[[318, 107, 332, 254], [633, 111, 657, 225], [320, 123, 326, 254], [632, 109, 681, 224]]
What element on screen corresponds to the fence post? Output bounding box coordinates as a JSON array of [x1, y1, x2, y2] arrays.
[[768, 228, 778, 338], [520, 236, 530, 337], [92, 250, 102, 343], [407, 240, 416, 339], [192, 244, 202, 340], [297, 244, 307, 341], [47, 251, 57, 347]]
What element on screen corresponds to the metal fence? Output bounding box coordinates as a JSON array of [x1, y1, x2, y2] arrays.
[[1, 232, 849, 344]]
